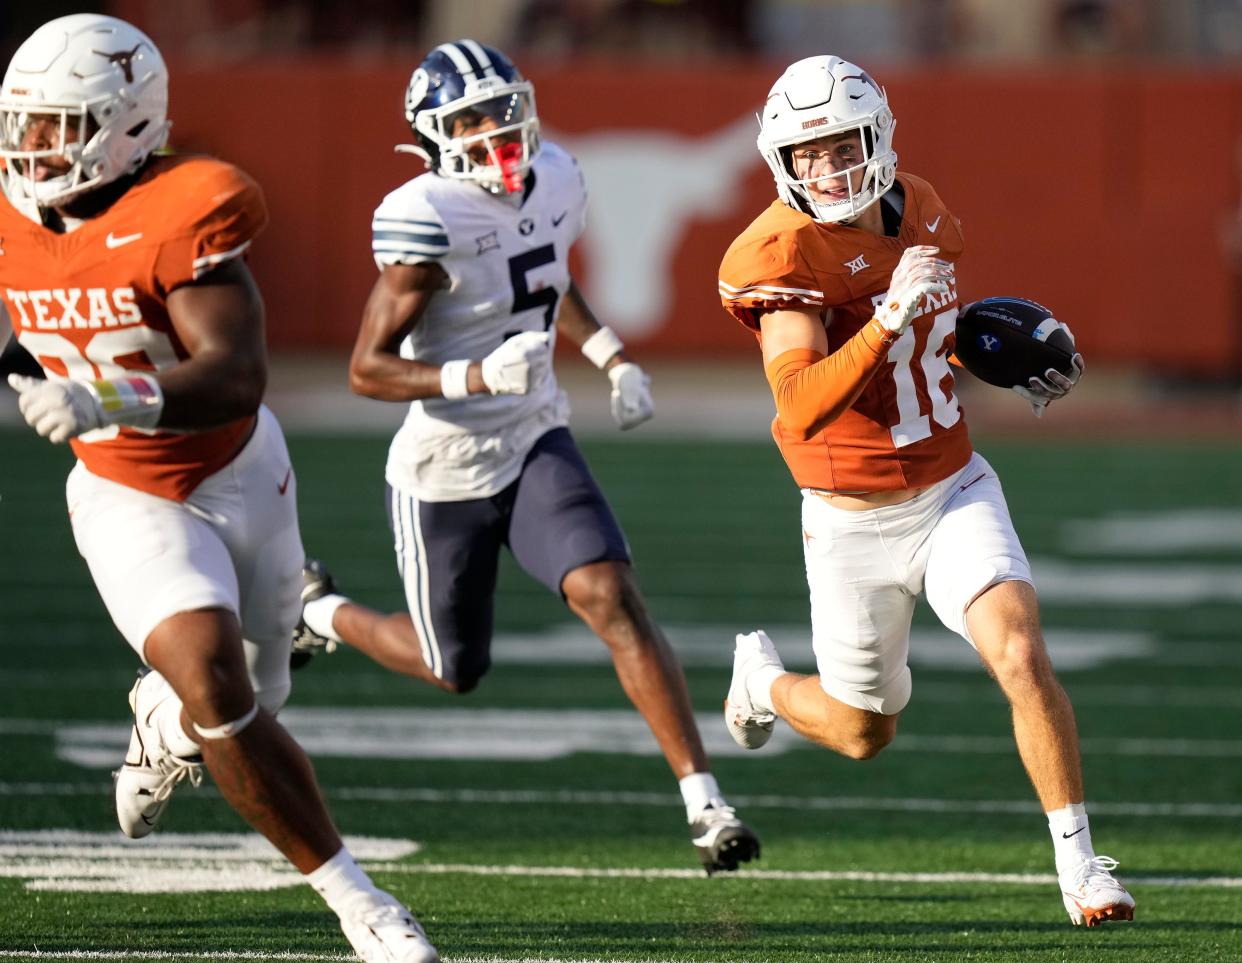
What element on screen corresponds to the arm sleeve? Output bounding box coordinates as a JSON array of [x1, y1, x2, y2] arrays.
[[765, 319, 897, 441], [153, 163, 268, 291], [371, 187, 450, 268]]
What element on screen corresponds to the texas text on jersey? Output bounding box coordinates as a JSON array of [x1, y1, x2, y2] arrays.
[[372, 139, 588, 501], [719, 172, 971, 493], [0, 154, 267, 500]]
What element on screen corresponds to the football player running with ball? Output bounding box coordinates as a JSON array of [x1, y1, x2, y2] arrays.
[[717, 55, 1133, 926], [1, 16, 437, 962], [291, 40, 759, 875]]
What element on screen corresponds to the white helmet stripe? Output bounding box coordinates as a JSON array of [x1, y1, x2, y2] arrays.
[[458, 39, 497, 77], [434, 42, 476, 75]]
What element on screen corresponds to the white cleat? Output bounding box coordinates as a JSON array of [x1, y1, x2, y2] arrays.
[[1060, 855, 1136, 926], [689, 799, 760, 874], [723, 630, 782, 750], [339, 891, 440, 963], [114, 670, 204, 839]]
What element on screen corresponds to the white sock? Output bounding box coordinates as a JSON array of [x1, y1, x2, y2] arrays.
[[303, 594, 348, 642], [304, 846, 381, 916], [152, 696, 202, 758], [746, 664, 784, 714], [1047, 802, 1095, 875], [139, 673, 199, 759], [679, 772, 723, 820]]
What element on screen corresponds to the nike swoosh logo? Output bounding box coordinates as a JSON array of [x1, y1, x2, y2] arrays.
[[278, 467, 292, 495], [105, 231, 144, 249], [925, 215, 941, 234], [1062, 827, 1085, 839], [552, 211, 568, 227]]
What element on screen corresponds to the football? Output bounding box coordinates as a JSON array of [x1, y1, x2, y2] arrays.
[[954, 297, 1076, 388]]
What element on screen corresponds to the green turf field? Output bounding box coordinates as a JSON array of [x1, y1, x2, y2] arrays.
[[1, 428, 1240, 962]]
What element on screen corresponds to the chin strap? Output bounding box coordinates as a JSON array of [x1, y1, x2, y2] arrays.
[[394, 143, 434, 164]]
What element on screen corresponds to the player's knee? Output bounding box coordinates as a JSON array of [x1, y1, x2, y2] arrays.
[[839, 727, 894, 761], [564, 561, 642, 631], [175, 655, 254, 723], [985, 631, 1054, 691]]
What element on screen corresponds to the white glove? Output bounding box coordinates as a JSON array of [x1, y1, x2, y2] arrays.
[[874, 245, 953, 335], [607, 362, 653, 430], [1012, 323, 1084, 418], [1013, 352, 1084, 418], [8, 374, 103, 443], [480, 331, 552, 395]]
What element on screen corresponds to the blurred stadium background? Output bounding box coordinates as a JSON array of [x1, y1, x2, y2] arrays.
[[5, 0, 1242, 396], [2, 2, 1241, 961]]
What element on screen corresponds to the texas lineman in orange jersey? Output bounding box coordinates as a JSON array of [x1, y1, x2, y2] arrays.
[[718, 55, 1134, 927], [0, 15, 438, 962]]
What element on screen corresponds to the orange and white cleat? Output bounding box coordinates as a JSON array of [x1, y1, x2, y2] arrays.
[[1060, 855, 1135, 926]]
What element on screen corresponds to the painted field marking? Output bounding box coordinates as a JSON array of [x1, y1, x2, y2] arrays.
[[378, 862, 1242, 890], [2, 830, 1238, 897], [1060, 509, 1242, 554], [0, 955, 696, 963], [2, 782, 1240, 820], [484, 623, 1161, 672], [34, 709, 1242, 768], [11, 674, 1242, 709], [0, 830, 417, 894], [0, 954, 348, 962]]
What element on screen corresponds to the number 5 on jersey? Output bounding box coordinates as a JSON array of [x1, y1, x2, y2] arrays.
[[508, 244, 559, 330]]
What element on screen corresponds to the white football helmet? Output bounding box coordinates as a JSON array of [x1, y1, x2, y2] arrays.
[[757, 55, 897, 224], [0, 14, 170, 211], [400, 40, 540, 196]]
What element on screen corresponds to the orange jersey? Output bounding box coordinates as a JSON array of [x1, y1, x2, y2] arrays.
[[719, 173, 972, 492], [0, 155, 267, 501]]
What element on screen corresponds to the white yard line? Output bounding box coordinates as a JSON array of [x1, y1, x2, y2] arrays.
[[2, 781, 1240, 819], [0, 955, 696, 963], [372, 862, 1242, 889], [0, 954, 349, 962]]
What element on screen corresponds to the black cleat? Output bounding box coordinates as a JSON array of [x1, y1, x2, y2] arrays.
[[290, 558, 340, 670], [690, 800, 760, 875]]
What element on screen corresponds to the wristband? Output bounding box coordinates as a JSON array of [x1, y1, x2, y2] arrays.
[[88, 374, 164, 429], [439, 359, 471, 400], [581, 326, 625, 369]]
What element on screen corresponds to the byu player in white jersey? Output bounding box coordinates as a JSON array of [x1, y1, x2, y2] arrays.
[[292, 40, 759, 875]]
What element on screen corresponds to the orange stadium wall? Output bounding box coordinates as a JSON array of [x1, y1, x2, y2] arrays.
[[164, 60, 1242, 375]]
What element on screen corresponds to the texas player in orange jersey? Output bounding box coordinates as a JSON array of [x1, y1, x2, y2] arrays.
[[718, 55, 1133, 928], [0, 15, 437, 963]]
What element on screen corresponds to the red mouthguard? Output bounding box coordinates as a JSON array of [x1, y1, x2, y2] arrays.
[[497, 142, 524, 193]]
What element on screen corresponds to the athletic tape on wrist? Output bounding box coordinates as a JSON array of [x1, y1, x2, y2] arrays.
[[192, 702, 260, 740], [88, 374, 164, 429], [440, 359, 471, 400], [581, 326, 625, 369]]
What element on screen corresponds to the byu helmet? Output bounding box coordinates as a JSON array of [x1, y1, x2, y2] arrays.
[[0, 14, 170, 211], [757, 55, 897, 224], [401, 40, 540, 195]]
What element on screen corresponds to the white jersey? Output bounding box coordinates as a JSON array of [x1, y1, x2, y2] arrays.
[[372, 141, 588, 501]]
